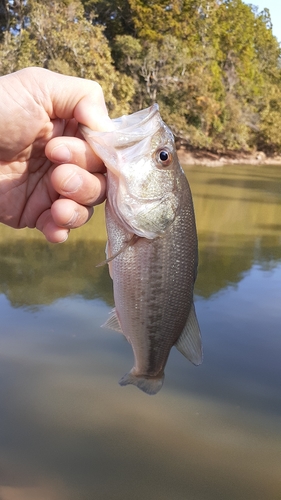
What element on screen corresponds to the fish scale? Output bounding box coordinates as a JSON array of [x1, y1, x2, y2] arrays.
[[80, 103, 202, 395]]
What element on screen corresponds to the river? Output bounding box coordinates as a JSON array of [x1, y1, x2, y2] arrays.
[[0, 165, 280, 499]]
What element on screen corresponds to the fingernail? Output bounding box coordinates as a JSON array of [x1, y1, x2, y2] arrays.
[[63, 173, 82, 193], [66, 210, 79, 226], [51, 144, 71, 163], [85, 112, 115, 132], [58, 230, 70, 243], [98, 115, 115, 132]]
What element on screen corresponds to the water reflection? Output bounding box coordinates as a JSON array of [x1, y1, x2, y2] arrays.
[[0, 205, 113, 308], [189, 165, 281, 297], [0, 165, 281, 499], [1, 165, 281, 307]]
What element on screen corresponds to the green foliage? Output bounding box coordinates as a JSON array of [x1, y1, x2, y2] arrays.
[[0, 0, 134, 116], [0, 0, 281, 152], [82, 0, 135, 39], [258, 83, 281, 152]]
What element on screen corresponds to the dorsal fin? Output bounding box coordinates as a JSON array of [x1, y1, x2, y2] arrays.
[[175, 303, 203, 365]]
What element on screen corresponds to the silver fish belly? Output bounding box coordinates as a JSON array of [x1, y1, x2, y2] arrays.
[[80, 103, 202, 395]]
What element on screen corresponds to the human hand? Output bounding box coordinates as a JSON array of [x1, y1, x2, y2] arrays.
[[0, 67, 111, 242]]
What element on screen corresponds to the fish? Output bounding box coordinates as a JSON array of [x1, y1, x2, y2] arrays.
[[80, 103, 202, 395]]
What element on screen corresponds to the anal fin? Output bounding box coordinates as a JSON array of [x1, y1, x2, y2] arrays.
[[175, 303, 203, 366], [102, 308, 123, 333]]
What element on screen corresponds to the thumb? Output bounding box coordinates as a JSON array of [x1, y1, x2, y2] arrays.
[[28, 67, 113, 132]]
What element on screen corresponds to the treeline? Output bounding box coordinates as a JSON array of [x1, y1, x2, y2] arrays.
[[0, 0, 281, 153]]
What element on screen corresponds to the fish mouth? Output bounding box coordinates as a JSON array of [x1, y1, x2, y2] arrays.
[[112, 103, 160, 134], [79, 104, 163, 178], [79, 104, 162, 150]]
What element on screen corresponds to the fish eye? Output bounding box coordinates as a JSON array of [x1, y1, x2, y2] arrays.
[[155, 148, 172, 167], [160, 150, 169, 161]]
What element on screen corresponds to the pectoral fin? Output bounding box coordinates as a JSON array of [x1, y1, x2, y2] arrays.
[[175, 303, 203, 365], [96, 234, 139, 268], [102, 309, 123, 333], [106, 241, 114, 279]]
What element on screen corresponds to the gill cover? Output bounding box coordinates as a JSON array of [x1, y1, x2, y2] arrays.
[[80, 104, 182, 239]]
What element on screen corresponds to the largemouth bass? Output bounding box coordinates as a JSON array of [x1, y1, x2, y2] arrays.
[[80, 104, 202, 395]]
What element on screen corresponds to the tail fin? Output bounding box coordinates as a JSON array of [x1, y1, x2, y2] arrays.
[[119, 370, 164, 395]]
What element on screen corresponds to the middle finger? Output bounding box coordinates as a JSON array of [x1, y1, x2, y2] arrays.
[[46, 136, 106, 173]]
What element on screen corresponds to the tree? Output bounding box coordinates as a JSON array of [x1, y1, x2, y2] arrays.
[[0, 0, 135, 116], [1, 0, 281, 152], [82, 0, 136, 39], [103, 0, 281, 151]]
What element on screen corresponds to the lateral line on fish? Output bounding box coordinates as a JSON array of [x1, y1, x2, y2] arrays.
[[96, 234, 140, 267]]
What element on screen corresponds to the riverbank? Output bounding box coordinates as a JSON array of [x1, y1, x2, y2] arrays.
[[177, 147, 281, 167]]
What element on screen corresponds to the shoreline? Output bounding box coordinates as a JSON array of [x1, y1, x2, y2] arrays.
[[177, 147, 281, 167]]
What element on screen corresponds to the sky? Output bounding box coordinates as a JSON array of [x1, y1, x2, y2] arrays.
[[245, 1, 281, 42]]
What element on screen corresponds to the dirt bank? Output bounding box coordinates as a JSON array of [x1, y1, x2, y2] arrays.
[[177, 147, 281, 167]]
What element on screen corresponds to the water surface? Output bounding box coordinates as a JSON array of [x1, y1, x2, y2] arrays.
[[0, 165, 280, 500]]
